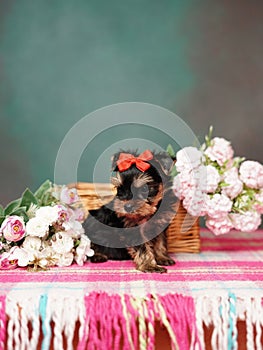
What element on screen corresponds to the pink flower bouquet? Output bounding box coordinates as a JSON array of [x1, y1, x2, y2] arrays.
[[171, 127, 263, 235], [0, 181, 93, 270]]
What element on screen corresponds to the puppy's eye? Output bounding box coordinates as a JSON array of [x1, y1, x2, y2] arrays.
[[140, 184, 149, 194], [137, 184, 149, 199]]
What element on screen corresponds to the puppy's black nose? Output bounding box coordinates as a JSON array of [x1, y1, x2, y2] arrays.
[[124, 203, 134, 213]]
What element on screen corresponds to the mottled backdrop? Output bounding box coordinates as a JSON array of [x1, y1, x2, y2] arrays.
[[0, 0, 262, 205]]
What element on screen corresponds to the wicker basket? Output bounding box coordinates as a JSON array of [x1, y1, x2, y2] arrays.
[[72, 182, 200, 253]]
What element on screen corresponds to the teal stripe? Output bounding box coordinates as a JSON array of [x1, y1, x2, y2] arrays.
[[227, 292, 237, 350], [39, 294, 51, 350]]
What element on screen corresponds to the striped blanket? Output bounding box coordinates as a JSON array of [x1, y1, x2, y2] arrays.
[[0, 230, 263, 350]]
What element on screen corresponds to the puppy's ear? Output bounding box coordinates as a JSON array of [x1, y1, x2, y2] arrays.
[[111, 152, 121, 172], [154, 152, 174, 176]]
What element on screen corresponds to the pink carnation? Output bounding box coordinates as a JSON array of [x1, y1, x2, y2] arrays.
[[175, 147, 204, 173], [239, 161, 263, 189], [205, 165, 221, 193], [205, 137, 234, 166], [222, 167, 243, 199], [173, 170, 203, 200], [173, 165, 210, 199], [206, 216, 233, 235], [182, 189, 206, 217], [172, 174, 184, 200], [230, 211, 261, 232], [205, 193, 232, 219]]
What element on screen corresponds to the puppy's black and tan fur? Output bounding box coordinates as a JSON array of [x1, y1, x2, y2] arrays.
[[84, 150, 178, 273]]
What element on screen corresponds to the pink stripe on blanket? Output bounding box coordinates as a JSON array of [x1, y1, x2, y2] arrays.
[[1, 260, 263, 283], [0, 231, 262, 284], [201, 230, 263, 251], [0, 295, 6, 349]]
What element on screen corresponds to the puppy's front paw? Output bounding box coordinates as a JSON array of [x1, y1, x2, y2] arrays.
[[90, 253, 108, 263], [156, 257, 176, 266], [138, 265, 167, 273]]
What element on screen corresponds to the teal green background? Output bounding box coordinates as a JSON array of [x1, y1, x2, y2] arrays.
[[0, 1, 263, 204]]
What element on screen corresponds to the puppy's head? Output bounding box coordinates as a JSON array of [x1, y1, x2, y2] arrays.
[[111, 150, 174, 221]]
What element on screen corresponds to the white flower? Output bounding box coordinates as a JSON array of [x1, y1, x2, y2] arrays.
[[230, 211, 261, 232], [222, 167, 243, 199], [8, 244, 51, 268], [205, 193, 232, 219], [39, 245, 58, 266], [55, 252, 74, 267], [7, 246, 31, 267], [51, 232, 74, 254], [26, 217, 49, 238], [22, 236, 42, 251], [175, 147, 204, 173], [63, 220, 84, 237], [35, 206, 60, 224], [239, 160, 263, 189], [204, 137, 234, 166], [75, 235, 94, 266]]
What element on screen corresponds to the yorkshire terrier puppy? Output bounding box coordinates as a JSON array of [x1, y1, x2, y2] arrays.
[[83, 150, 178, 273]]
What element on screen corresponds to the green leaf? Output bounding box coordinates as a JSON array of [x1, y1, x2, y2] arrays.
[[166, 144, 176, 158], [170, 166, 178, 178], [34, 180, 52, 201], [4, 198, 21, 215], [233, 156, 246, 168], [74, 239, 81, 248], [0, 205, 4, 216], [9, 207, 29, 222], [0, 216, 5, 226], [20, 188, 38, 210], [40, 191, 57, 206], [219, 181, 230, 188]]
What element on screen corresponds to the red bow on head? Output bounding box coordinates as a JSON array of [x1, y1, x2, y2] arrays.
[[117, 150, 153, 172]]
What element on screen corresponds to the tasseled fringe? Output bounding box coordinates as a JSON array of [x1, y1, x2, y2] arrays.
[[2, 292, 263, 349], [195, 294, 263, 350], [78, 292, 201, 350], [5, 290, 85, 350]]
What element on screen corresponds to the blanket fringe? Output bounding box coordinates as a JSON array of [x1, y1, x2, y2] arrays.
[[78, 292, 200, 350], [2, 292, 263, 349], [195, 294, 263, 350], [5, 289, 85, 350]]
